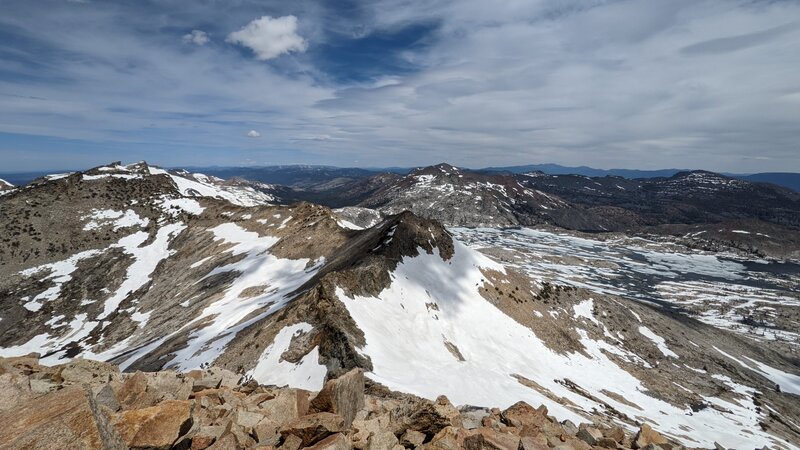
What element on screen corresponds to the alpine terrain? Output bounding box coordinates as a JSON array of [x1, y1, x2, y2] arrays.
[[1, 162, 799, 449]]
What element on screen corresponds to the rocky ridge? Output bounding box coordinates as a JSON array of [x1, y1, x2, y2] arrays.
[[1, 355, 696, 450], [1, 162, 799, 448]]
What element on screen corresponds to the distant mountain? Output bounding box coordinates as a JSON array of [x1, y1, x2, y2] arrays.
[[4, 164, 798, 191], [737, 172, 800, 192], [481, 163, 685, 179], [183, 165, 383, 190]]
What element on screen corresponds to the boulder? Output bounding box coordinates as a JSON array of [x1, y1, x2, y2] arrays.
[[603, 426, 626, 444], [389, 398, 454, 438], [95, 383, 121, 412], [115, 371, 152, 409], [433, 395, 463, 428], [0, 384, 126, 449], [520, 434, 550, 450], [310, 368, 365, 428], [260, 388, 311, 423], [401, 429, 427, 447], [254, 417, 281, 445], [500, 402, 549, 430], [206, 432, 239, 450], [281, 433, 304, 450], [560, 420, 578, 436], [597, 437, 620, 448], [460, 406, 491, 430], [145, 370, 194, 402], [306, 433, 353, 450], [190, 425, 225, 450], [423, 426, 469, 450], [352, 415, 392, 449], [0, 371, 34, 411], [58, 358, 120, 387], [234, 407, 267, 430], [111, 399, 193, 449], [279, 412, 346, 447], [575, 426, 602, 446], [366, 430, 400, 450], [464, 428, 520, 450], [633, 424, 668, 449]]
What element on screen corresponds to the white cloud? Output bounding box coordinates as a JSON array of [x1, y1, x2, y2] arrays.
[[182, 30, 210, 46], [226, 15, 307, 60], [246, 130, 261, 138]]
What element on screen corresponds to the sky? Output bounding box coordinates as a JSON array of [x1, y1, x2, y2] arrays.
[[0, 0, 798, 173]]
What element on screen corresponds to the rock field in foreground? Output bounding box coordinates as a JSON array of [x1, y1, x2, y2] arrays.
[[0, 355, 716, 450]]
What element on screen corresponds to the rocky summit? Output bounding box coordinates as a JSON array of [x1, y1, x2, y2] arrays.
[[1, 162, 799, 449], [1, 355, 694, 450]]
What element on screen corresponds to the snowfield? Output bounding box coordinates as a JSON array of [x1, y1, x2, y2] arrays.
[[335, 240, 791, 448]]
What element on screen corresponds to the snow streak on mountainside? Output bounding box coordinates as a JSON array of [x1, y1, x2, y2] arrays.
[[334, 241, 800, 448], [1, 162, 799, 448]]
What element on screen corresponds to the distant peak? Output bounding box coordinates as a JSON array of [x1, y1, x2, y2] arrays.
[[411, 163, 461, 176]]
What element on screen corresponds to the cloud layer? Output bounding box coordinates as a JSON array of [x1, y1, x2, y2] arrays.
[[0, 0, 798, 172]]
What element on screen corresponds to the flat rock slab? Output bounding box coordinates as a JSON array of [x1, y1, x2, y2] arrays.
[[0, 385, 126, 450]]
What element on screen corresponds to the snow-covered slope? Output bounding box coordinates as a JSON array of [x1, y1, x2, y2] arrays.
[[0, 177, 14, 196], [1, 162, 799, 448], [333, 239, 800, 448]]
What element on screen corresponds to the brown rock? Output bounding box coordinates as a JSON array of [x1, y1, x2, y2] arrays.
[[0, 372, 34, 411], [575, 426, 602, 446], [500, 402, 549, 430], [352, 415, 392, 450], [389, 398, 453, 437], [633, 424, 668, 449], [207, 432, 239, 450], [279, 412, 345, 447], [191, 434, 217, 450], [310, 368, 365, 428], [116, 371, 152, 409], [367, 430, 399, 450], [58, 358, 120, 387], [401, 429, 427, 447], [0, 384, 126, 449], [433, 395, 463, 428], [254, 417, 281, 445], [95, 383, 121, 412], [603, 426, 626, 444], [281, 433, 304, 450], [260, 388, 311, 423], [191, 426, 226, 450], [423, 426, 468, 450], [464, 428, 520, 450], [111, 399, 193, 449], [520, 434, 550, 450], [146, 370, 194, 402], [306, 433, 353, 450], [597, 437, 619, 448]]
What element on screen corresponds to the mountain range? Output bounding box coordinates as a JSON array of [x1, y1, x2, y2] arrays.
[[1, 161, 799, 448], [3, 163, 799, 192]]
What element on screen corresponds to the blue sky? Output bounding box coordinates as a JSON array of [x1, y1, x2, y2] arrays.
[[1, 0, 799, 172]]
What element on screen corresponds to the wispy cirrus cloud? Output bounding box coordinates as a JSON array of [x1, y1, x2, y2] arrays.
[[0, 0, 798, 172]]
